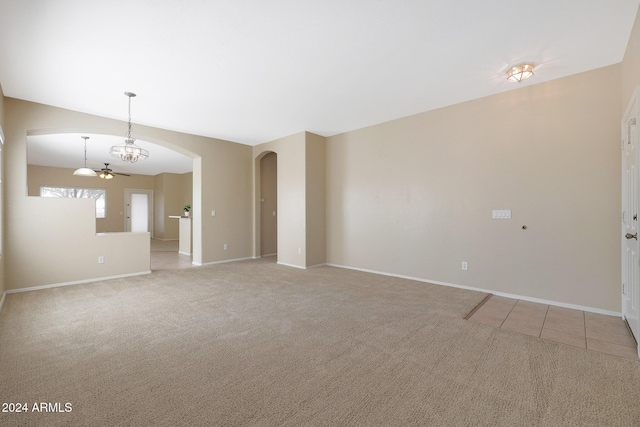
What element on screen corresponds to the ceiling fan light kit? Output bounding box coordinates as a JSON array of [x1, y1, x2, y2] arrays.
[[109, 91, 149, 163], [96, 163, 131, 180]]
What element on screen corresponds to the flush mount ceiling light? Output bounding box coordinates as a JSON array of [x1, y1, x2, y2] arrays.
[[73, 136, 97, 177], [506, 63, 535, 83], [110, 91, 149, 163]]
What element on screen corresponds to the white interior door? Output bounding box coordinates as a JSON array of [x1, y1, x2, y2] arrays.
[[131, 193, 149, 232], [125, 189, 154, 236], [622, 87, 639, 355]]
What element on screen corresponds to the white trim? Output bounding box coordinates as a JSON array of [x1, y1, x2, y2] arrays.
[[276, 262, 326, 270], [306, 263, 327, 269], [261, 253, 277, 257], [5, 271, 152, 294], [193, 256, 253, 267], [0, 291, 6, 313], [327, 263, 622, 317], [178, 251, 192, 256], [277, 261, 307, 269], [154, 238, 178, 242]]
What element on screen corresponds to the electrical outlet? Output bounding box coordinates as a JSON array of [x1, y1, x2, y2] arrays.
[[224, 243, 228, 251], [298, 248, 301, 255], [211, 210, 216, 216], [461, 261, 468, 271], [98, 256, 104, 264]]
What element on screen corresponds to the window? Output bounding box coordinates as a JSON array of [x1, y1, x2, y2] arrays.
[[40, 186, 106, 218]]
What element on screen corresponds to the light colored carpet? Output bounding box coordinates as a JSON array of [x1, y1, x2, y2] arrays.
[[0, 258, 639, 426]]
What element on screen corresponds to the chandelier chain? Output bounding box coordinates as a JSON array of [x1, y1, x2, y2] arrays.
[[127, 94, 133, 142], [110, 91, 148, 163]]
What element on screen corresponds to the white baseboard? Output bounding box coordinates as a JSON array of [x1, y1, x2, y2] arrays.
[[5, 271, 152, 294], [178, 251, 192, 256], [0, 291, 5, 314], [261, 253, 277, 257], [327, 263, 622, 317], [194, 256, 254, 267], [276, 262, 327, 270], [152, 238, 179, 241], [277, 261, 307, 269], [307, 263, 327, 269]]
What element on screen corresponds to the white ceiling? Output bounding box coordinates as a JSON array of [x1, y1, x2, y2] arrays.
[[1, 0, 639, 150]]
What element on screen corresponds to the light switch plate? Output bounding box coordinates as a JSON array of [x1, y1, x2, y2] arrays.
[[492, 210, 511, 219]]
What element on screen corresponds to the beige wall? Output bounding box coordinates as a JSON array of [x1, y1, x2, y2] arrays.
[[0, 83, 4, 297], [154, 174, 166, 239], [254, 132, 307, 267], [4, 97, 252, 289], [253, 132, 327, 268], [5, 195, 151, 291], [260, 152, 277, 255], [0, 82, 4, 124], [27, 165, 155, 233], [306, 132, 326, 267], [622, 5, 640, 111], [327, 64, 621, 312], [154, 172, 192, 240], [198, 142, 252, 263]]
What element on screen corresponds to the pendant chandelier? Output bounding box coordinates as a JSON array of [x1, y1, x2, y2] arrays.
[[110, 91, 149, 163], [73, 136, 97, 176]]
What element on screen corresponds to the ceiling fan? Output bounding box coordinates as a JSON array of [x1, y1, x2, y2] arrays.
[[95, 163, 130, 180]]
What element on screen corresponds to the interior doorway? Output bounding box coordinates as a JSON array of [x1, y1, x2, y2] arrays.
[[622, 87, 640, 358], [125, 188, 154, 236], [260, 152, 277, 256]]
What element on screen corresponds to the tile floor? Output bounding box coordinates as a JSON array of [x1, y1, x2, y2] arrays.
[[150, 238, 195, 270], [150, 251, 194, 270], [468, 295, 639, 361]]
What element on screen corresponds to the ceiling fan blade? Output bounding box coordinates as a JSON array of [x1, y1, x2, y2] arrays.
[[114, 172, 131, 176]]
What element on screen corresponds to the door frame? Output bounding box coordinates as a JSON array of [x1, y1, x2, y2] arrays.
[[124, 188, 154, 237], [622, 86, 640, 357]]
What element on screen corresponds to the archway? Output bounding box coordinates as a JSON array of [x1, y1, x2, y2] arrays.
[[254, 151, 278, 259], [26, 132, 194, 235], [260, 152, 277, 257]]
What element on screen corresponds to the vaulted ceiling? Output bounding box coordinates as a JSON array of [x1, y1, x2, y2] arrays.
[[1, 0, 638, 148]]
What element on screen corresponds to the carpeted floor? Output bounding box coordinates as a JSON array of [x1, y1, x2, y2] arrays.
[[0, 258, 639, 426]]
